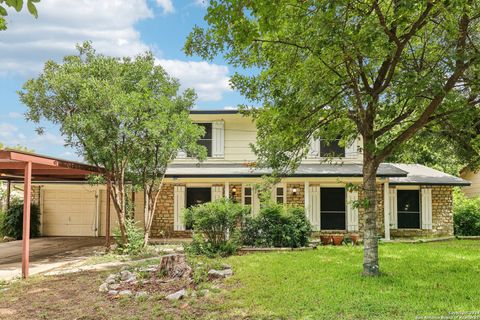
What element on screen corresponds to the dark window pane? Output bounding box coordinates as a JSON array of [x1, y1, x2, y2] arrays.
[[276, 197, 284, 204], [186, 188, 212, 208], [321, 188, 346, 212], [320, 139, 345, 157], [276, 187, 284, 196], [320, 188, 346, 230], [397, 190, 420, 229], [197, 139, 212, 157], [197, 123, 212, 139], [244, 187, 252, 196], [244, 197, 252, 205]]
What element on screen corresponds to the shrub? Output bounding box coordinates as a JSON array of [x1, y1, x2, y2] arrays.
[[242, 204, 312, 248], [453, 189, 480, 236], [1, 201, 41, 240], [113, 218, 145, 255], [184, 198, 250, 257]]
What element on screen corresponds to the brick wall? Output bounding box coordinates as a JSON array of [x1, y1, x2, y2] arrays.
[[286, 183, 304, 206], [149, 183, 454, 239], [390, 186, 453, 238], [150, 184, 191, 238]]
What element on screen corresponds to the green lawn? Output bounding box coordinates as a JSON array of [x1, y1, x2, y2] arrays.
[[0, 240, 479, 319], [217, 240, 480, 319]]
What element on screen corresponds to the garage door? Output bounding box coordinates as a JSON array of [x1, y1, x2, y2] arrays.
[[42, 189, 98, 236]]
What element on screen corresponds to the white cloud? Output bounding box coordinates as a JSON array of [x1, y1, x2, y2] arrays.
[[156, 0, 175, 14], [0, 0, 153, 75], [0, 0, 233, 103], [8, 112, 23, 119], [0, 122, 65, 149], [223, 106, 237, 110], [157, 59, 232, 101], [193, 0, 209, 7]]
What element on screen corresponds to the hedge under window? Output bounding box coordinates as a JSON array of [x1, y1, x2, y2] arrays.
[[397, 189, 420, 229]]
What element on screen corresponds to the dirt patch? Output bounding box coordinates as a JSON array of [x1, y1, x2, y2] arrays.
[[0, 270, 226, 320]]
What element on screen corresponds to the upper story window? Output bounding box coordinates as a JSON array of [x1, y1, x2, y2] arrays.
[[320, 138, 345, 157], [196, 123, 212, 157]]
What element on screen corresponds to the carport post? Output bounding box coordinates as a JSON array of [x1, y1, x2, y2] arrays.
[[22, 161, 32, 279], [105, 180, 111, 247]]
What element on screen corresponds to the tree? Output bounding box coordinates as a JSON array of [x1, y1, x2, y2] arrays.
[[185, 1, 480, 276], [0, 0, 39, 31], [19, 42, 206, 245]]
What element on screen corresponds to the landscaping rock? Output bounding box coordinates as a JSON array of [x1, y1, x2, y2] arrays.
[[98, 283, 109, 292], [120, 270, 135, 282], [2, 236, 15, 242], [166, 289, 186, 300], [108, 290, 118, 295], [139, 267, 157, 273], [118, 290, 132, 297], [109, 283, 121, 290], [221, 264, 231, 270], [208, 268, 233, 279], [105, 274, 117, 284]]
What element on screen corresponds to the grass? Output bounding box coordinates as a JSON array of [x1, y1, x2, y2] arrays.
[[0, 240, 479, 319], [218, 240, 480, 319]]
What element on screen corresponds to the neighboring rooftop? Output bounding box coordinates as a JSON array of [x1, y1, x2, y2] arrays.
[[165, 163, 407, 178], [389, 164, 469, 186], [190, 109, 239, 114]]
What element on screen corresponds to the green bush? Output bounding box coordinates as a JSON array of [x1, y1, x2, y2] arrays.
[[453, 189, 480, 236], [1, 201, 41, 240], [184, 198, 250, 257], [242, 204, 312, 248], [113, 218, 145, 255]]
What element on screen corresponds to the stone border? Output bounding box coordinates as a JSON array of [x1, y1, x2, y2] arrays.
[[456, 236, 480, 240], [238, 247, 316, 254]]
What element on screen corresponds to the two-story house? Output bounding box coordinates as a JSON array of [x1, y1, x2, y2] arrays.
[[29, 110, 469, 239]]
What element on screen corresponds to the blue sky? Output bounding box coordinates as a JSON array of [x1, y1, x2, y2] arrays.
[[0, 0, 247, 160]]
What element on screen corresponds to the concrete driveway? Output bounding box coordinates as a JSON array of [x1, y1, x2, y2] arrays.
[[0, 237, 104, 280]]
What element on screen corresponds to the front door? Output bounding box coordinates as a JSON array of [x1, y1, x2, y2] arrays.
[[320, 187, 346, 230]]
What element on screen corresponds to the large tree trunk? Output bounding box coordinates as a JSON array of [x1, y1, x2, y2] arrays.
[[362, 146, 380, 276]]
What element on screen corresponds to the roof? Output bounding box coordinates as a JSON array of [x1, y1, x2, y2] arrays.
[[165, 163, 407, 178], [190, 109, 239, 115], [0, 149, 103, 181], [388, 164, 470, 186]]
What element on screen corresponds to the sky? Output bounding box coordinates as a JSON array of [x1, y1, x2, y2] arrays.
[[0, 0, 248, 160]]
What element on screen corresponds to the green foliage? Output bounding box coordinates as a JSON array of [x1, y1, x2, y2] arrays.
[[453, 189, 480, 236], [184, 198, 250, 257], [242, 204, 312, 248], [113, 219, 145, 255], [1, 200, 40, 239], [20, 41, 206, 245], [0, 0, 39, 31]]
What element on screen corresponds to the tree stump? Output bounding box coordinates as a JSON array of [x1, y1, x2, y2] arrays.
[[159, 254, 192, 278]]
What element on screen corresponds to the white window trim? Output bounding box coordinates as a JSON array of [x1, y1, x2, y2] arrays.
[[242, 184, 254, 206], [395, 186, 422, 230], [272, 183, 287, 204]]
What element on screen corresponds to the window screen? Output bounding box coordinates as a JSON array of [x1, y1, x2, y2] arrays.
[[397, 190, 420, 229], [320, 188, 346, 230], [320, 139, 345, 157]]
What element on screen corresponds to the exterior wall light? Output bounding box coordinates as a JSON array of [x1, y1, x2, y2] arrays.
[[292, 187, 297, 196], [231, 187, 237, 198]]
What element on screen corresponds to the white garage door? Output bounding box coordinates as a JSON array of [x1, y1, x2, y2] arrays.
[[42, 189, 98, 236]]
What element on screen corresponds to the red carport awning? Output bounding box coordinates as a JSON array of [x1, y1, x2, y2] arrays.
[[0, 149, 107, 279]]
